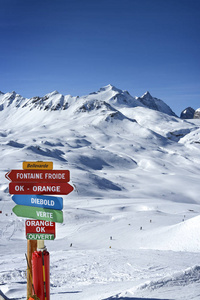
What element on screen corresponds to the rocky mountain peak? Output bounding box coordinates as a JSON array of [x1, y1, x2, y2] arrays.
[[141, 91, 152, 98], [194, 108, 200, 119], [180, 107, 195, 119]]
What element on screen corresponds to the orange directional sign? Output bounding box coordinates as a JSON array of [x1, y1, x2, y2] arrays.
[[9, 182, 74, 195], [23, 161, 53, 170], [5, 170, 70, 182]]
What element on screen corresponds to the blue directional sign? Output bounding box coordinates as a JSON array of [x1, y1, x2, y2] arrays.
[[12, 194, 63, 210]]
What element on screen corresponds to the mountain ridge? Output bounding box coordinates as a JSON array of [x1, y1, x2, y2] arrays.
[[0, 84, 177, 116]]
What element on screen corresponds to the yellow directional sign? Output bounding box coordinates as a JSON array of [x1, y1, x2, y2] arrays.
[[23, 161, 53, 170]]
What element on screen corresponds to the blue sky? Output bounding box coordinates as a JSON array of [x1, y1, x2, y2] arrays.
[[1, 0, 200, 115]]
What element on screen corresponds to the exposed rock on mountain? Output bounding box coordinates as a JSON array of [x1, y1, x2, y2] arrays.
[[137, 91, 177, 117], [180, 107, 195, 119], [0, 91, 27, 110], [194, 108, 200, 119]]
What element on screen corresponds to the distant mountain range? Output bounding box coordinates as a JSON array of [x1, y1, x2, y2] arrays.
[[0, 84, 199, 119]]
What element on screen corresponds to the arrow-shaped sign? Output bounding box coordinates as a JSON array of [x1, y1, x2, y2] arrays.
[[12, 194, 63, 210], [9, 182, 74, 195], [5, 170, 70, 182], [12, 205, 63, 223]]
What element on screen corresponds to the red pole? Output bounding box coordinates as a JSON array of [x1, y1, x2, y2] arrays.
[[27, 240, 37, 298], [32, 250, 50, 300]]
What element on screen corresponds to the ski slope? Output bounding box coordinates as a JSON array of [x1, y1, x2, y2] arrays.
[[0, 85, 200, 299]]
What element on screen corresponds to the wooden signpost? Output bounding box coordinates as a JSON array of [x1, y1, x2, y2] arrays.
[[5, 161, 74, 300]]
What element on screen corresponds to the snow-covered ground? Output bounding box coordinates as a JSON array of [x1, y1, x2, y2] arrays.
[[0, 85, 200, 299]]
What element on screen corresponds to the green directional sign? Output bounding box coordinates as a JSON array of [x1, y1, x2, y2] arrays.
[[13, 205, 63, 223], [27, 233, 55, 240]]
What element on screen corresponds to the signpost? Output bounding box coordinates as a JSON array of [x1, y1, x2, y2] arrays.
[[27, 233, 55, 240], [13, 205, 63, 223], [23, 161, 53, 170], [5, 170, 70, 182], [26, 220, 56, 240], [9, 182, 74, 195], [12, 194, 63, 210], [5, 161, 74, 300]]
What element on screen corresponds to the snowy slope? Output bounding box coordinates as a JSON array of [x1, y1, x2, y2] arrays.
[[0, 85, 200, 300]]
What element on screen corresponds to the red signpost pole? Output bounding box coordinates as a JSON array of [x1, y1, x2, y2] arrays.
[[32, 250, 50, 300], [27, 240, 37, 298]]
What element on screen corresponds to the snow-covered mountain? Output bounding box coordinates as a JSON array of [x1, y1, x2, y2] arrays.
[[180, 107, 200, 120], [136, 90, 177, 116], [0, 84, 200, 300], [0, 84, 177, 116], [180, 107, 195, 119], [194, 108, 200, 119]]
